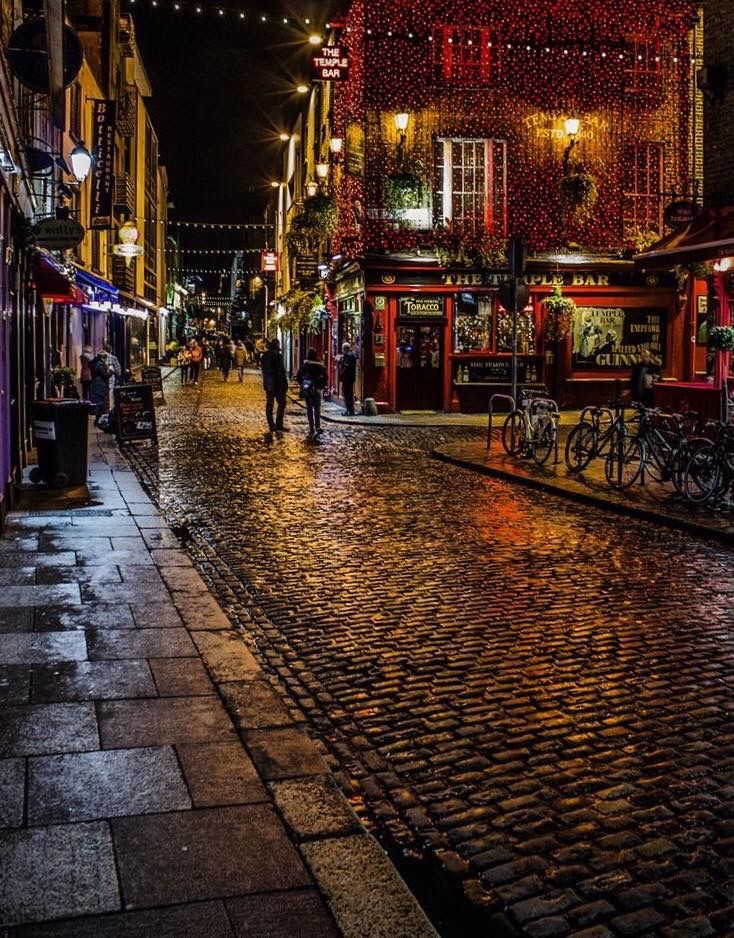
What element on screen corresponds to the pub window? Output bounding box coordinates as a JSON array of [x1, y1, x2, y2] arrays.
[[624, 38, 663, 96], [454, 293, 492, 353], [434, 138, 507, 235], [623, 142, 664, 234], [434, 26, 499, 87]]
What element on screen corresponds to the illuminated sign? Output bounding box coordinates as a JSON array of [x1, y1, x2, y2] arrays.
[[261, 250, 278, 272], [311, 46, 349, 81]]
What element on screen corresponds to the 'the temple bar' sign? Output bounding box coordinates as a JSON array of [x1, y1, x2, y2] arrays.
[[311, 46, 349, 81]]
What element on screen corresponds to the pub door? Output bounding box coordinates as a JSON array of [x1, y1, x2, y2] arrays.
[[396, 322, 444, 410]]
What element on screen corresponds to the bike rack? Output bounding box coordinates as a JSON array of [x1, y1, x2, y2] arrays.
[[487, 393, 516, 451]]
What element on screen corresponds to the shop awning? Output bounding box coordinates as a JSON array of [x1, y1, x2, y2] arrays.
[[32, 252, 86, 304], [635, 205, 734, 269], [73, 265, 119, 303]]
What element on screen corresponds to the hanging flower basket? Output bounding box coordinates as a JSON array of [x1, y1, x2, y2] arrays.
[[285, 194, 338, 256], [560, 170, 598, 219], [542, 286, 577, 341], [708, 325, 734, 352], [384, 173, 423, 211]]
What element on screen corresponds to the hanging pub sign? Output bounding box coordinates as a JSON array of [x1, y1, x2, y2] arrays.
[[114, 384, 157, 444], [90, 100, 115, 229], [664, 200, 701, 230], [261, 250, 278, 273], [33, 217, 85, 250], [295, 257, 318, 285], [112, 221, 143, 259], [571, 307, 667, 370], [311, 45, 349, 81], [398, 296, 445, 318]]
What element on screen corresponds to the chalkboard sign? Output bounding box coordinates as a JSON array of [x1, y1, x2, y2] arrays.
[[140, 366, 164, 398], [114, 384, 157, 444]]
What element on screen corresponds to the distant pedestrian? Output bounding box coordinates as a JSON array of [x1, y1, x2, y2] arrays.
[[80, 345, 93, 401], [234, 341, 248, 381], [189, 340, 203, 385], [297, 349, 328, 438], [217, 341, 232, 382], [260, 337, 288, 435], [630, 348, 657, 408], [339, 342, 357, 416], [177, 346, 191, 385], [90, 350, 111, 425], [244, 337, 255, 364]]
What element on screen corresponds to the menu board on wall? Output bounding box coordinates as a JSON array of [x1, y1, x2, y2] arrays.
[[571, 307, 667, 370]]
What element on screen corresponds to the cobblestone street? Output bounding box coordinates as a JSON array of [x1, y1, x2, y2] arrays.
[[126, 371, 734, 938]]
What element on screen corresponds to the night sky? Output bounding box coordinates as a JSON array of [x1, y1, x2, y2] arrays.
[[130, 0, 337, 227]]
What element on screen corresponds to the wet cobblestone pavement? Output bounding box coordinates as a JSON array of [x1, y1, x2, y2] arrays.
[[126, 371, 734, 938]]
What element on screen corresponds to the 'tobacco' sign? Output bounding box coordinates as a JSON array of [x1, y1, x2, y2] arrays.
[[311, 46, 349, 81]]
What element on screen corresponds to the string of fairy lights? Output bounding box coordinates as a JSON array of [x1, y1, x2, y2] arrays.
[[124, 0, 325, 30]]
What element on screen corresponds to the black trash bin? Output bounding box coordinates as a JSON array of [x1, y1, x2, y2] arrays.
[[30, 400, 91, 488]]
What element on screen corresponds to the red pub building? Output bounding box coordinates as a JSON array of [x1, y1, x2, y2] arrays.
[[317, 0, 706, 412]]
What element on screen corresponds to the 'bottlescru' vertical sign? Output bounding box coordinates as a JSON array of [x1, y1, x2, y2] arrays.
[[90, 100, 116, 229]]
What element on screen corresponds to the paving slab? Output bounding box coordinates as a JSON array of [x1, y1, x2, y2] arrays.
[[176, 741, 267, 806], [112, 805, 311, 907], [150, 547, 192, 565], [0, 665, 31, 704], [87, 627, 196, 660], [301, 834, 438, 938], [0, 552, 76, 568], [0, 585, 81, 607], [270, 775, 362, 840], [0, 609, 34, 634], [98, 696, 235, 748], [34, 565, 122, 585], [15, 901, 235, 938], [191, 630, 260, 682], [140, 529, 183, 549], [35, 605, 135, 632], [0, 821, 119, 925], [219, 679, 295, 729], [159, 565, 209, 593], [80, 581, 171, 604], [0, 567, 35, 585], [28, 747, 191, 824], [32, 660, 156, 703], [225, 889, 340, 938], [0, 703, 98, 756], [149, 657, 215, 696], [129, 602, 184, 629], [244, 728, 327, 780], [0, 758, 25, 828], [76, 549, 153, 567], [0, 633, 87, 665], [37, 534, 112, 552]]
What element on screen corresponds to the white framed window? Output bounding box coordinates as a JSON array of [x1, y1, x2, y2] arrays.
[[435, 138, 507, 234], [623, 142, 664, 233], [434, 26, 500, 87]]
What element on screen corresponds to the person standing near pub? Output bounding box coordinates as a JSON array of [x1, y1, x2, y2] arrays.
[[189, 340, 203, 385], [339, 342, 357, 416], [260, 338, 289, 436]]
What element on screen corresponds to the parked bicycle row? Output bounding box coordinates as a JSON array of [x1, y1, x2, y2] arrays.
[[492, 388, 734, 509]]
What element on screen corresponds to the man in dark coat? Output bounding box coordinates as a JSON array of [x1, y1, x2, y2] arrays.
[[260, 338, 289, 434], [296, 349, 328, 438], [339, 342, 357, 416]]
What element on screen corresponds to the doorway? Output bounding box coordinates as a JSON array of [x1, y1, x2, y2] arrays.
[[396, 322, 444, 410]]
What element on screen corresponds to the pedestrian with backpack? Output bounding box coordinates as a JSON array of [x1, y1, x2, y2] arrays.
[[297, 349, 328, 439]]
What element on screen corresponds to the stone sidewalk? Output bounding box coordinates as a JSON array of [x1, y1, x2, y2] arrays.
[[433, 437, 734, 545], [0, 428, 437, 938]]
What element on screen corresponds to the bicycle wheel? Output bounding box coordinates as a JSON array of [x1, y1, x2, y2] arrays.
[[502, 411, 527, 457], [533, 418, 556, 466], [683, 442, 721, 504], [565, 422, 595, 472], [605, 434, 644, 489]]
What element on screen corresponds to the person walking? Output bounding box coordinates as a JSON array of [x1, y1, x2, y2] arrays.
[[79, 346, 93, 401], [234, 340, 248, 382], [189, 340, 203, 385], [339, 341, 357, 416], [177, 345, 191, 386], [90, 349, 111, 426], [217, 340, 232, 382], [260, 337, 289, 436], [297, 349, 328, 438]]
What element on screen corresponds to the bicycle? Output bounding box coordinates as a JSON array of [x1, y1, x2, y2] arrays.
[[605, 404, 698, 491], [565, 402, 629, 473], [683, 421, 734, 505], [501, 389, 559, 466]]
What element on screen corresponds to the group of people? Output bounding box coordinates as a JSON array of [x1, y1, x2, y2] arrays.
[[79, 343, 122, 426], [177, 337, 253, 386], [260, 338, 357, 440]]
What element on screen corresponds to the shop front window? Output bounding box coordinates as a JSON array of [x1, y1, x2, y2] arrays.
[[454, 293, 492, 352], [434, 138, 507, 234], [496, 306, 536, 354]]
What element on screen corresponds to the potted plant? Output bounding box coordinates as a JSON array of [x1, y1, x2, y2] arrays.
[[51, 366, 78, 399], [542, 286, 576, 342], [560, 164, 598, 220], [708, 325, 734, 352]]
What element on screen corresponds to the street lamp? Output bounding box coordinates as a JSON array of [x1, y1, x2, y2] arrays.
[[297, 83, 309, 94], [315, 162, 329, 180], [563, 117, 581, 175], [69, 142, 92, 183], [279, 133, 290, 142], [306, 180, 319, 197], [329, 137, 343, 155], [270, 180, 281, 188], [564, 116, 581, 137], [308, 33, 323, 45], [394, 113, 410, 166]]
